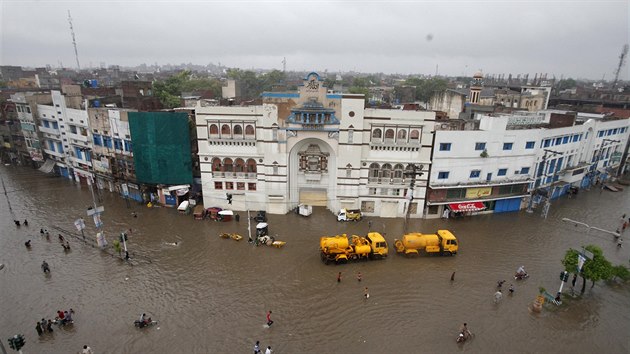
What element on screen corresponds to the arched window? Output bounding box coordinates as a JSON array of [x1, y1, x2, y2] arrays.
[[223, 158, 233, 172], [211, 157, 221, 171], [369, 163, 380, 182], [346, 164, 352, 178], [234, 125, 243, 136], [272, 123, 278, 141], [372, 129, 382, 139], [393, 164, 404, 179], [245, 125, 255, 136], [221, 124, 231, 136], [209, 124, 219, 135], [410, 129, 420, 142], [234, 158, 245, 172], [382, 163, 392, 181], [397, 129, 407, 140], [385, 129, 395, 139], [246, 158, 257, 173]]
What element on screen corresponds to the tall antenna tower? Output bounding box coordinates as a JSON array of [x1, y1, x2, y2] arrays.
[[282, 57, 286, 72], [67, 10, 81, 71], [612, 44, 629, 88]]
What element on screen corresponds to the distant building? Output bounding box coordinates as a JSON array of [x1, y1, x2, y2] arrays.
[[430, 71, 550, 118]]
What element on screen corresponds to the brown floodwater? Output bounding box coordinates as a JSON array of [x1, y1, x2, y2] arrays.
[[1, 166, 629, 353]]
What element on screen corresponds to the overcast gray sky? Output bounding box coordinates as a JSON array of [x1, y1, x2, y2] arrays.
[[1, 0, 628, 80]]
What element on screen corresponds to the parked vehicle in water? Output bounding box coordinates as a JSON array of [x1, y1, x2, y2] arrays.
[[298, 204, 312, 217], [320, 232, 388, 264], [393, 230, 458, 256], [337, 208, 362, 222]]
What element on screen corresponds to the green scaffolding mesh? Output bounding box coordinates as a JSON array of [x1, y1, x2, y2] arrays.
[[128, 112, 193, 185]]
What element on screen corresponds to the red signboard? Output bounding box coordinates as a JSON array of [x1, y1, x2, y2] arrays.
[[448, 202, 486, 212]]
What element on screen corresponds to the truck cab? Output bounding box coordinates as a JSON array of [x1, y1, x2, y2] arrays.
[[366, 232, 388, 258], [437, 230, 458, 255], [337, 208, 362, 222]]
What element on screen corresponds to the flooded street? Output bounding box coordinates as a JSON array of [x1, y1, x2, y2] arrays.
[[1, 165, 629, 354]]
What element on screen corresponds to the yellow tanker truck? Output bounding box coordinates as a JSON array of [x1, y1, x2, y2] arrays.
[[393, 230, 458, 256], [320, 232, 388, 264]]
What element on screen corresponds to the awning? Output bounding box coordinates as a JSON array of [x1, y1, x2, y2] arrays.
[[38, 159, 56, 173], [448, 202, 486, 212]]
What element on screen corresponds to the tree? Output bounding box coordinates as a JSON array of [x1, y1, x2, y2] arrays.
[[612, 265, 630, 281], [226, 69, 261, 100], [562, 245, 613, 294], [348, 86, 369, 106], [153, 70, 222, 108], [557, 78, 576, 91], [352, 77, 371, 88], [403, 77, 448, 103], [260, 70, 286, 92]]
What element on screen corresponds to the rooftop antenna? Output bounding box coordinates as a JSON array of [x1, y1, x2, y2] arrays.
[[68, 10, 81, 71], [282, 57, 286, 72], [612, 44, 629, 88]]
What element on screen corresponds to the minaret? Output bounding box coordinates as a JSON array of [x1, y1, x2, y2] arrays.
[[469, 71, 483, 104]]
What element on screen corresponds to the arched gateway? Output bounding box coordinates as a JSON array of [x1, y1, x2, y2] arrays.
[[288, 138, 336, 208]]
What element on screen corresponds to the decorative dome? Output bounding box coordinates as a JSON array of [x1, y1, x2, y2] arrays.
[[473, 71, 483, 79]]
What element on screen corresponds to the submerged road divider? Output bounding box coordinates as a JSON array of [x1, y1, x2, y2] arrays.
[[51, 225, 152, 265]]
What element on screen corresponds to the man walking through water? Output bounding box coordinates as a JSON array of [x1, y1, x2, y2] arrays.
[[266, 310, 273, 326]]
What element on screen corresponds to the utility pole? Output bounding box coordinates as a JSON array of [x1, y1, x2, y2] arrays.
[[0, 176, 13, 215], [403, 164, 424, 234], [82, 148, 106, 248], [541, 149, 562, 219]]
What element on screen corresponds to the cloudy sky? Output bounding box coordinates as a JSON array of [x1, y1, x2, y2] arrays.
[[1, 0, 628, 80]]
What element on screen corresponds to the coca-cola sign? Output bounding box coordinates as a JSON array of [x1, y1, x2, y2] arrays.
[[451, 202, 485, 211]]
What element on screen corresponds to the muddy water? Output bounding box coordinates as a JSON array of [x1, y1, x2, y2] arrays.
[[1, 166, 629, 353]]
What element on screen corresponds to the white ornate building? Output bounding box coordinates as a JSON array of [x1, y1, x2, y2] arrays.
[[195, 72, 436, 217]]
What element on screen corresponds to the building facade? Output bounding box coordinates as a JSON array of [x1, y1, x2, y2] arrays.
[[196, 72, 435, 217], [38, 87, 92, 181], [427, 112, 630, 218], [88, 107, 137, 198]]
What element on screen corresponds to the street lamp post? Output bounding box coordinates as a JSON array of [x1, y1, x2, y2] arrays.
[[81, 148, 107, 248], [403, 164, 424, 234]]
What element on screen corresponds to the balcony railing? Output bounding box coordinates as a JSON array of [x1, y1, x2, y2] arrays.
[[39, 126, 59, 135], [213, 171, 257, 179], [430, 176, 532, 189]]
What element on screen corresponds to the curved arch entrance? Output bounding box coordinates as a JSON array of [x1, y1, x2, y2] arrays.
[[288, 138, 336, 209]]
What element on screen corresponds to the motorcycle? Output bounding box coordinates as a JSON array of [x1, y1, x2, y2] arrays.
[[257, 235, 275, 246], [457, 331, 473, 343], [514, 272, 529, 280], [134, 319, 158, 328], [53, 318, 74, 326]]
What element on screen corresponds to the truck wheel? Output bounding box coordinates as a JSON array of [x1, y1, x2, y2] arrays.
[[442, 251, 451, 256]]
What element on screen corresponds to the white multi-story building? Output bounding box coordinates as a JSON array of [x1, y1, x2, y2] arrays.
[[427, 111, 629, 218], [38, 87, 92, 181], [196, 72, 435, 217]]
